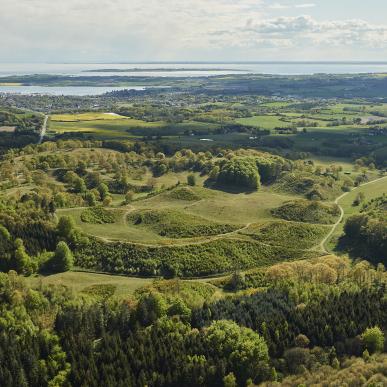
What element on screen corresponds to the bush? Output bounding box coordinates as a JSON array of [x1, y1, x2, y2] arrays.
[[272, 200, 340, 224], [187, 174, 197, 186], [81, 207, 117, 224], [362, 326, 385, 354]]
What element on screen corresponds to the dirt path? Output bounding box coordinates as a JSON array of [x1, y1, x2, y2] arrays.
[[319, 174, 387, 253]]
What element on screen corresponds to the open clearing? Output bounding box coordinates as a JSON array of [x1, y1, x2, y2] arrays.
[[58, 184, 298, 244], [27, 271, 153, 298]]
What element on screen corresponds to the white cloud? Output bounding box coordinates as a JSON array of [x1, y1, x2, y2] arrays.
[[295, 3, 316, 8], [0, 0, 386, 61], [269, 3, 316, 10], [217, 15, 387, 49]]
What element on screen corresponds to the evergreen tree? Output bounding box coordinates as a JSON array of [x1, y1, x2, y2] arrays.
[[51, 241, 74, 272]]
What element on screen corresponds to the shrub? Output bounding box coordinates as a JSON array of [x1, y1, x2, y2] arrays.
[[362, 326, 385, 354], [272, 200, 340, 224], [81, 207, 117, 224], [187, 174, 197, 186]]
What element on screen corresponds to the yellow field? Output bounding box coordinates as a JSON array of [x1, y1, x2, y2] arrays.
[[0, 82, 23, 86], [50, 112, 130, 122]]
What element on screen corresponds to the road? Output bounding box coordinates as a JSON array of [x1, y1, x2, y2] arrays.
[[38, 115, 48, 144], [319, 174, 387, 253]]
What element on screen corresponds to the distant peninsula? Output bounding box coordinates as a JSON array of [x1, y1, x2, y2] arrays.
[[84, 67, 245, 73]]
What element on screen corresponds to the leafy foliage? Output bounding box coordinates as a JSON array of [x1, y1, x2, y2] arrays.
[[272, 199, 341, 224], [127, 209, 239, 238], [80, 207, 117, 224]]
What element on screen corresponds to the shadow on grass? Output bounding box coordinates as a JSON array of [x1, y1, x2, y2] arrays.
[[203, 179, 257, 195]]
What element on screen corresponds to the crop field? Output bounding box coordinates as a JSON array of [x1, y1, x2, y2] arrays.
[[50, 112, 131, 122], [49, 116, 164, 138]]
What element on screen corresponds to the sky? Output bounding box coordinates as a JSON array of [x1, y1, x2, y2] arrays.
[[1, 0, 387, 63]]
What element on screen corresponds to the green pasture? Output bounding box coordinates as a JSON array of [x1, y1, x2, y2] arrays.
[[27, 271, 153, 298], [236, 115, 291, 129]]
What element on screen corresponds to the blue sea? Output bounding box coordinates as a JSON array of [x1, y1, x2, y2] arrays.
[[1, 62, 386, 96]]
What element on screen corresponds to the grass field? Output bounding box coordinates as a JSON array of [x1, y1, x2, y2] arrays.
[[49, 112, 221, 139], [57, 180, 299, 245], [49, 117, 164, 138], [27, 271, 154, 298], [237, 115, 291, 129]]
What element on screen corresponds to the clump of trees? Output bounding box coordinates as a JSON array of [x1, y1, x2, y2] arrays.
[[217, 158, 261, 190]]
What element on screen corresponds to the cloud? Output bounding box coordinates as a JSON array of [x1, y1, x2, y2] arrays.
[[0, 0, 386, 61], [268, 3, 316, 10], [211, 15, 387, 50], [295, 3, 316, 8]]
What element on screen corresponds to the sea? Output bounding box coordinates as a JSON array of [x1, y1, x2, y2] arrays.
[[1, 62, 387, 96]]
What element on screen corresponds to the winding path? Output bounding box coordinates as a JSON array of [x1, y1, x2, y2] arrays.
[[319, 174, 387, 253]]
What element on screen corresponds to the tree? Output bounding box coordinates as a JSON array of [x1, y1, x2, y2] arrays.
[[14, 239, 34, 275], [205, 320, 269, 384], [187, 174, 196, 186], [223, 373, 237, 387], [64, 171, 78, 184], [97, 183, 109, 200], [57, 216, 76, 239], [124, 191, 134, 204], [218, 158, 261, 190], [136, 292, 167, 326], [362, 326, 384, 354], [353, 192, 365, 206], [295, 334, 310, 348], [73, 177, 86, 193], [103, 196, 113, 207], [209, 166, 220, 180], [51, 241, 74, 272], [167, 297, 191, 320], [85, 191, 97, 207]]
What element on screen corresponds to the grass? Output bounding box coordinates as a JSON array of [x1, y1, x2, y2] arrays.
[[127, 208, 240, 238], [237, 115, 292, 130], [57, 207, 134, 242], [137, 185, 296, 225], [58, 180, 297, 245], [49, 115, 165, 138], [27, 271, 153, 299]]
